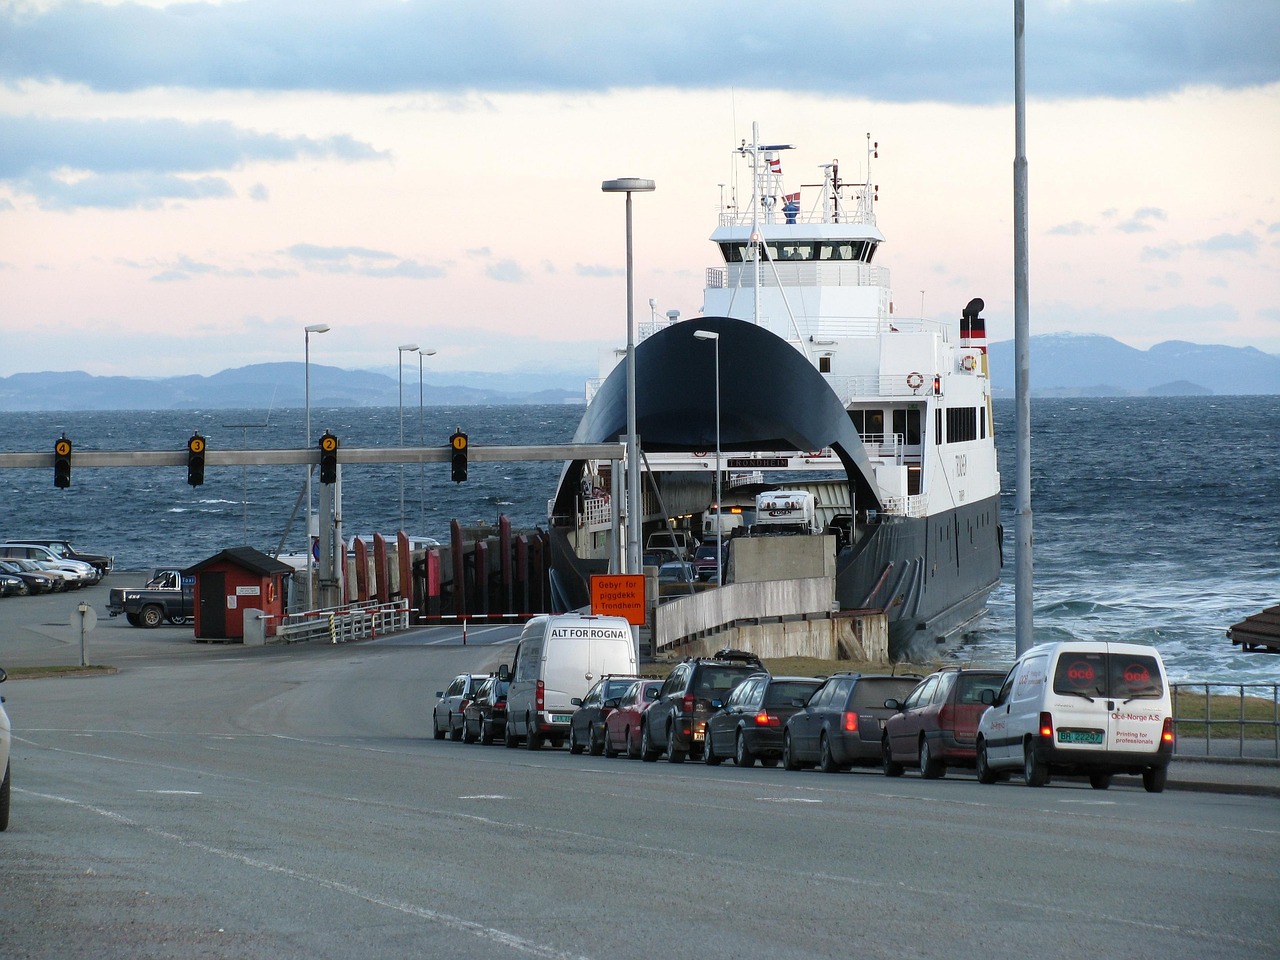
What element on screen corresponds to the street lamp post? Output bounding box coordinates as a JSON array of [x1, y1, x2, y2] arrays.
[[693, 329, 722, 583], [397, 343, 419, 531], [601, 177, 655, 577], [304, 323, 330, 611], [418, 347, 436, 533]]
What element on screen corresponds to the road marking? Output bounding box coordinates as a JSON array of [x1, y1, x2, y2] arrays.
[[756, 797, 822, 803], [458, 794, 510, 800], [24, 789, 597, 960], [139, 790, 203, 795]]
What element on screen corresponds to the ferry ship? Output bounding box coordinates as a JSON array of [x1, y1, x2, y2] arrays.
[[548, 125, 1003, 659]]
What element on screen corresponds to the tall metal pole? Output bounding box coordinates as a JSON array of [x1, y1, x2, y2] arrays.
[[304, 323, 329, 611], [694, 329, 722, 581], [601, 178, 655, 577], [1014, 0, 1035, 655], [397, 342, 418, 532], [418, 347, 436, 533]]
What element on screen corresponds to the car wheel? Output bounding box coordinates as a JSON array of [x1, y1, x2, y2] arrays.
[[783, 731, 801, 771], [0, 761, 9, 832], [588, 724, 605, 757], [1142, 766, 1168, 794], [140, 605, 164, 629], [882, 736, 905, 777], [568, 724, 585, 755], [624, 727, 639, 759], [479, 718, 494, 746], [1089, 773, 1113, 790], [640, 722, 660, 762], [449, 715, 463, 742], [704, 728, 723, 766], [735, 730, 756, 768], [818, 734, 841, 774], [125, 612, 141, 626], [604, 727, 619, 758], [919, 738, 945, 779], [1023, 741, 1049, 787], [525, 714, 542, 751], [462, 720, 477, 744], [666, 725, 687, 764], [433, 711, 446, 741], [169, 616, 190, 625], [504, 722, 520, 748], [975, 740, 997, 784]]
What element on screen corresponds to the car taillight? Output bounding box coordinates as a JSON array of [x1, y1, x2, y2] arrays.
[[1039, 712, 1053, 739], [682, 694, 695, 714], [536, 680, 545, 712], [843, 711, 857, 732], [493, 702, 506, 716], [1161, 717, 1174, 745], [754, 711, 780, 727], [938, 703, 954, 728]]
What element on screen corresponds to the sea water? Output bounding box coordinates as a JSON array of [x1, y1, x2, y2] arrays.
[[1, 397, 1276, 682]]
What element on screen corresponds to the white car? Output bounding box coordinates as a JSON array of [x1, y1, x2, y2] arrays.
[[1, 667, 11, 831], [0, 544, 99, 585]]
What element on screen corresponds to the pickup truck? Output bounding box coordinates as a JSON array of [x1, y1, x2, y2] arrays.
[[107, 569, 195, 628]]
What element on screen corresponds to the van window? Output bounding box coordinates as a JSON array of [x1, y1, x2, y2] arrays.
[[515, 638, 543, 683], [1053, 651, 1164, 699]]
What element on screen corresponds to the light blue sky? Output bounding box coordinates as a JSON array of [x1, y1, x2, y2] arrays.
[[1, 0, 1277, 378]]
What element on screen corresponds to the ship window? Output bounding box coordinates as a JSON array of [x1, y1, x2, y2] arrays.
[[865, 243, 878, 263], [819, 356, 831, 373], [777, 242, 815, 261], [849, 409, 884, 439], [945, 407, 979, 443], [892, 408, 922, 446], [936, 409, 943, 445], [818, 243, 856, 261]]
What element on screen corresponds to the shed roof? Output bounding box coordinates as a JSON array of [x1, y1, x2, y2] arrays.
[[185, 545, 295, 578], [1227, 605, 1280, 652]]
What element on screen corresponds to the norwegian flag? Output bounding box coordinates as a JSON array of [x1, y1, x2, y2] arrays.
[[783, 192, 800, 204]]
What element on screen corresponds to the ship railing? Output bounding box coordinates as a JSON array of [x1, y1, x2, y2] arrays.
[[727, 471, 764, 488], [581, 494, 612, 530], [823, 374, 944, 403], [879, 493, 929, 518], [858, 432, 905, 463], [717, 208, 875, 228], [706, 262, 890, 291], [275, 598, 411, 644]]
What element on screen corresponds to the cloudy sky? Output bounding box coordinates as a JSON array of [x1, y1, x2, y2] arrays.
[[1, 0, 1277, 381]]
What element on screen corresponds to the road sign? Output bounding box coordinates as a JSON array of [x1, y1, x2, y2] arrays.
[[590, 574, 646, 626]]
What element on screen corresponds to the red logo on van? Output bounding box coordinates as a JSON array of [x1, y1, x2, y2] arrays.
[[1123, 663, 1151, 685], [1065, 661, 1095, 687]]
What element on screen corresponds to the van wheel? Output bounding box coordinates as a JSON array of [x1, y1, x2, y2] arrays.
[[975, 740, 998, 784], [666, 726, 687, 764], [782, 731, 801, 771], [504, 725, 520, 748], [735, 731, 756, 768], [568, 725, 585, 755], [1143, 766, 1168, 794], [640, 723, 660, 762], [524, 715, 542, 751], [0, 761, 10, 831], [882, 736, 904, 777], [588, 724, 605, 757], [919, 738, 945, 779], [1024, 741, 1049, 787]]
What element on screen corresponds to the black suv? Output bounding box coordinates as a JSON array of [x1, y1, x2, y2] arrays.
[[640, 650, 763, 763]]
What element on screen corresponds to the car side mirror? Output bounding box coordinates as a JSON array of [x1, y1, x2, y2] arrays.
[[497, 664, 510, 682], [571, 697, 582, 707], [435, 690, 443, 698], [980, 689, 996, 706], [710, 699, 723, 710], [603, 697, 621, 709], [884, 698, 901, 711]]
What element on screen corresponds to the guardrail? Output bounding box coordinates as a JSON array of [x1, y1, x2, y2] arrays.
[[1172, 682, 1280, 760], [275, 598, 411, 645]]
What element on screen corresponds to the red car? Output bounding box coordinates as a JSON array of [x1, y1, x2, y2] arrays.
[[602, 680, 663, 759], [881, 668, 1006, 778]]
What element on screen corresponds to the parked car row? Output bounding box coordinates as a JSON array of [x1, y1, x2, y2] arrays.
[[432, 640, 1177, 794]]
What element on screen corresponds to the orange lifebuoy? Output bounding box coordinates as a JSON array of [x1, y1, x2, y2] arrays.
[[961, 355, 977, 371], [906, 371, 924, 390]]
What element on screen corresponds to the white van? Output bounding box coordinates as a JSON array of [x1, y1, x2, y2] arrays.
[[976, 640, 1174, 792], [501, 614, 637, 751], [753, 490, 821, 535]]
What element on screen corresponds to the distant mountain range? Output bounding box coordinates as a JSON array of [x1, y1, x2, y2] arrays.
[[1, 335, 1275, 410]]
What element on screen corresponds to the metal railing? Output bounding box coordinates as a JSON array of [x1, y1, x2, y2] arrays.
[[1171, 682, 1280, 760], [275, 598, 411, 645]]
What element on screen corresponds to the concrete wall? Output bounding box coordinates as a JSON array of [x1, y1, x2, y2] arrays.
[[732, 534, 836, 582], [669, 610, 889, 663]]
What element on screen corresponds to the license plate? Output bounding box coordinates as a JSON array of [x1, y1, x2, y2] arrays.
[[1058, 729, 1104, 745], [551, 714, 573, 724], [693, 730, 704, 741]]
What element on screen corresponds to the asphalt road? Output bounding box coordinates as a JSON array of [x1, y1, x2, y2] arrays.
[[1, 583, 1278, 959]]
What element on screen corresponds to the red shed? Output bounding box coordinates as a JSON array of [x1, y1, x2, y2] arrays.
[[185, 546, 294, 642]]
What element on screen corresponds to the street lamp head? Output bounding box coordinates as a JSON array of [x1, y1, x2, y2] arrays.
[[601, 177, 656, 194], [398, 343, 419, 353], [693, 329, 720, 341], [420, 348, 437, 357], [305, 323, 331, 334]]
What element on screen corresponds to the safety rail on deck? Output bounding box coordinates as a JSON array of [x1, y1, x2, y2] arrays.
[[1171, 682, 1280, 760], [276, 598, 411, 645]]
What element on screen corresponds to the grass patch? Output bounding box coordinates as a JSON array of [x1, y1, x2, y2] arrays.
[[1172, 690, 1278, 740]]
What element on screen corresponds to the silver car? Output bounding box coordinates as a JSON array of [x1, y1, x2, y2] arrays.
[[1, 667, 11, 831]]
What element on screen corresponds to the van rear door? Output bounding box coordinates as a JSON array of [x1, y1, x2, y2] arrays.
[[1102, 647, 1168, 757], [1048, 645, 1168, 757]]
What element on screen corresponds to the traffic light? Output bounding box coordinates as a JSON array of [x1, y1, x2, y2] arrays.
[[186, 433, 206, 487], [319, 431, 339, 484], [450, 429, 468, 483], [53, 435, 72, 488]]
